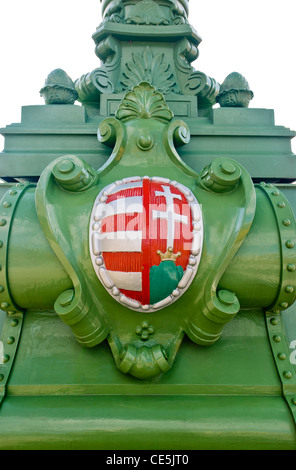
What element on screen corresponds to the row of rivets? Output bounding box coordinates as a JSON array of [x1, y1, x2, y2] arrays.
[[267, 313, 296, 412], [0, 183, 31, 315], [0, 185, 25, 395], [262, 183, 296, 416], [0, 312, 23, 407], [0, 187, 14, 313], [259, 183, 296, 314]]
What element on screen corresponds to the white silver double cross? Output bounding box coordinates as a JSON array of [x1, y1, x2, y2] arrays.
[[152, 185, 188, 249]]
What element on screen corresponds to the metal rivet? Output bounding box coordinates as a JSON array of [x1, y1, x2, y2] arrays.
[[267, 183, 274, 188], [0, 219, 7, 227], [0, 302, 9, 309], [283, 371, 293, 379], [280, 301, 289, 309], [2, 201, 11, 208], [287, 264, 296, 272], [0, 374, 4, 382], [270, 318, 278, 326], [277, 202, 286, 208], [272, 190, 280, 196], [58, 160, 75, 174], [218, 289, 236, 306], [277, 353, 286, 361], [291, 398, 296, 406], [59, 289, 74, 307], [273, 335, 281, 343], [8, 189, 17, 196], [10, 319, 19, 327], [285, 285, 294, 294], [285, 240, 295, 249], [137, 135, 154, 151], [221, 162, 236, 175], [283, 219, 291, 226], [2, 355, 10, 363], [0, 286, 4, 293], [0, 241, 3, 248], [6, 337, 15, 345]]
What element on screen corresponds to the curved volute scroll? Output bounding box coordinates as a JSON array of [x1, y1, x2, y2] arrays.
[[97, 117, 126, 176], [97, 82, 197, 180], [36, 155, 109, 348], [185, 158, 257, 346]]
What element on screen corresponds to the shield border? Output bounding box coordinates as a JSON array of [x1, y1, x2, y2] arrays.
[[89, 176, 203, 312]]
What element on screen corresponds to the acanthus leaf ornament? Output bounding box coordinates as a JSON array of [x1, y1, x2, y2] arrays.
[[125, 0, 169, 25], [121, 47, 175, 94]]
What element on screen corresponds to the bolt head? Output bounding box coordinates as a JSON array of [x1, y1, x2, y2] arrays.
[[58, 289, 74, 307], [218, 289, 236, 306], [220, 161, 236, 175], [57, 159, 75, 174]]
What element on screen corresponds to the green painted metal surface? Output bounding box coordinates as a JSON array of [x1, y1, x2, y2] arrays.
[[0, 0, 296, 450]]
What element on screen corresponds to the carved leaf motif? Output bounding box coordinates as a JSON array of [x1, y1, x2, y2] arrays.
[[116, 82, 174, 122], [121, 47, 175, 94], [125, 0, 169, 25]]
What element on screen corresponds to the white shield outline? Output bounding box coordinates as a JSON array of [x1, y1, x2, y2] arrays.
[[89, 176, 203, 312]]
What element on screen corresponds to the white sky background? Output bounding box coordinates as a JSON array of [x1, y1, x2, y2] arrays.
[[0, 0, 296, 154]]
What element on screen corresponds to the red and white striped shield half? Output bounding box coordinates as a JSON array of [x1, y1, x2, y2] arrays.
[[89, 176, 203, 311]]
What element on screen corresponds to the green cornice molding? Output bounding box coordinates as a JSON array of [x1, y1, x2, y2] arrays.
[[92, 21, 201, 45]]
